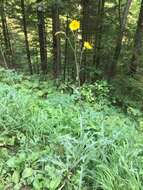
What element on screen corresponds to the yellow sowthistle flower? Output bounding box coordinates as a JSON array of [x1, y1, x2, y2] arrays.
[[69, 20, 80, 31], [84, 41, 93, 49]]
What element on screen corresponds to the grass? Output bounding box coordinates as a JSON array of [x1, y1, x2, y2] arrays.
[[0, 68, 143, 190]]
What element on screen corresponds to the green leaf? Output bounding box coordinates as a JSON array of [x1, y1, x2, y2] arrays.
[[49, 177, 61, 189], [22, 168, 33, 178], [33, 178, 43, 189], [7, 157, 17, 168], [12, 170, 20, 183]]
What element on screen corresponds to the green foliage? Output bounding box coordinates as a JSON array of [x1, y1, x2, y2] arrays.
[[0, 69, 142, 189], [80, 80, 110, 102], [111, 75, 143, 111], [59, 80, 110, 103]]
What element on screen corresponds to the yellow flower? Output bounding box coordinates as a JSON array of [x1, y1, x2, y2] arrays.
[[84, 41, 93, 49], [69, 20, 80, 31]]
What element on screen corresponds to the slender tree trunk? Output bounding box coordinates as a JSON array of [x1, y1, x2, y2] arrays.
[[52, 2, 61, 79], [5, 14, 12, 56], [93, 0, 105, 68], [1, 9, 9, 52], [37, 1, 47, 74], [81, 0, 90, 83], [108, 0, 132, 79], [0, 0, 12, 66], [21, 0, 33, 74], [129, 0, 143, 74], [63, 15, 69, 81]]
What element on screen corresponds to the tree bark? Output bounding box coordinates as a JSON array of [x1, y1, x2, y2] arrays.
[[129, 0, 143, 74], [21, 0, 33, 74], [108, 0, 132, 79], [93, 0, 105, 68], [63, 15, 69, 81], [81, 0, 90, 83], [52, 2, 61, 79], [37, 1, 48, 74], [0, 0, 12, 66]]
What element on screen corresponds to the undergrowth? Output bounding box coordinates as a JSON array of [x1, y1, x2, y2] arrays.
[[0, 68, 143, 190]]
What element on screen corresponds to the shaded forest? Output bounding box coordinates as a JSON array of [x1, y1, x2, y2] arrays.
[[0, 0, 142, 79]]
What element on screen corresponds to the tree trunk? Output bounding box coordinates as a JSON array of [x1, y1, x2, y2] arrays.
[[21, 0, 33, 74], [93, 0, 105, 68], [63, 15, 69, 81], [81, 0, 90, 83], [129, 0, 143, 74], [108, 0, 132, 79], [37, 1, 47, 74], [52, 2, 61, 79], [0, 0, 12, 66]]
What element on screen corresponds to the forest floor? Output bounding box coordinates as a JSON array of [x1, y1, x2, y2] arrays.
[[0, 68, 143, 190]]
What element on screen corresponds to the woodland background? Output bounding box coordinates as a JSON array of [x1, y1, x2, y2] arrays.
[[0, 0, 142, 80]]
